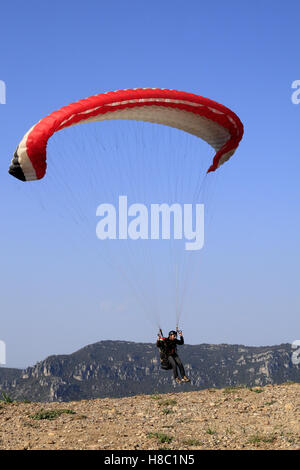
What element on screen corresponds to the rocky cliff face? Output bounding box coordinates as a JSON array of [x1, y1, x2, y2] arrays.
[[0, 341, 299, 402]]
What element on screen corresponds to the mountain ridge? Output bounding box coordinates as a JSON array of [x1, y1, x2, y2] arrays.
[[0, 340, 299, 402]]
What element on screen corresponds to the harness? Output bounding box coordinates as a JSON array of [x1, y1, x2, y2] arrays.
[[159, 337, 177, 370]]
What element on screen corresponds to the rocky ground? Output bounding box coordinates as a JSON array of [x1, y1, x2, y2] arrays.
[[0, 383, 299, 450]]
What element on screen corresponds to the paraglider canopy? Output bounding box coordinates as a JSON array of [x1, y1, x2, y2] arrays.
[[8, 88, 243, 182]]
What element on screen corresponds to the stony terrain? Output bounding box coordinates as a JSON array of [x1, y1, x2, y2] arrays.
[[0, 383, 299, 450]]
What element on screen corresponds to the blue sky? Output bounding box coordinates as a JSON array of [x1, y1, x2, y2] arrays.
[[0, 0, 299, 368]]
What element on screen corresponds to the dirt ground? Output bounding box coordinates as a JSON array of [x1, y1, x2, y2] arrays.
[[0, 383, 299, 450]]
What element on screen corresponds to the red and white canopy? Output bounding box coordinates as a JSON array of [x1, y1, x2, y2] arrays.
[[9, 88, 244, 181]]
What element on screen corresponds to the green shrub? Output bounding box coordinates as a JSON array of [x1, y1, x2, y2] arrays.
[[30, 409, 76, 420], [147, 432, 173, 444]]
